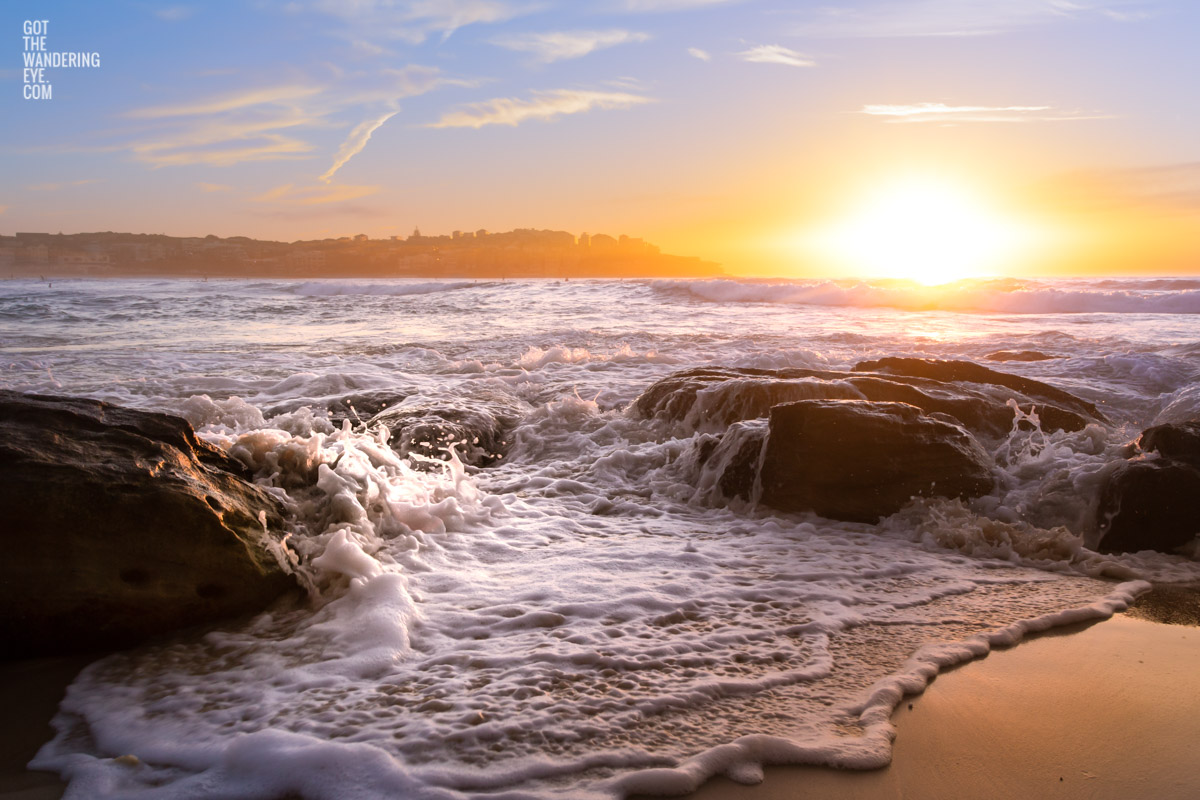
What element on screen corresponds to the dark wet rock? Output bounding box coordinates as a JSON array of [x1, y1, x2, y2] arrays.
[[636, 361, 1105, 441], [634, 367, 788, 424], [984, 350, 1059, 362], [693, 421, 768, 502], [368, 396, 524, 467], [852, 358, 1107, 425], [1095, 418, 1200, 554], [262, 391, 409, 428], [839, 375, 1032, 438], [0, 392, 296, 660], [638, 369, 864, 433], [756, 400, 995, 522], [324, 392, 409, 429], [1139, 420, 1200, 469], [1096, 460, 1200, 554]]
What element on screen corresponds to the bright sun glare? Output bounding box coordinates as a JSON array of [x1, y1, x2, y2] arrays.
[[810, 178, 1036, 285]]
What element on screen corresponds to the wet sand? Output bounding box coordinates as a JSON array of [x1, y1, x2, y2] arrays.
[[682, 606, 1200, 800], [4, 596, 1199, 800]]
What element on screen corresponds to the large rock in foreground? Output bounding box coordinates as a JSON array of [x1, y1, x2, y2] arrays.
[[757, 400, 995, 522], [0, 392, 296, 659], [636, 360, 1106, 441], [1096, 420, 1200, 554]]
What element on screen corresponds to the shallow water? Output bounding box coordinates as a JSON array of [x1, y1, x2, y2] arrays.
[[3, 276, 1199, 799]]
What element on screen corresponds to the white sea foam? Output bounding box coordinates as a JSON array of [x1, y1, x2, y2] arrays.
[[291, 280, 484, 297], [5, 277, 1200, 799]]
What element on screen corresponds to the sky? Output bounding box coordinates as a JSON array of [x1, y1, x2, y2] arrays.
[[3, 0, 1199, 278]]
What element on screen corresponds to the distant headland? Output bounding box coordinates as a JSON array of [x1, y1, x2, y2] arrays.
[[0, 229, 722, 279]]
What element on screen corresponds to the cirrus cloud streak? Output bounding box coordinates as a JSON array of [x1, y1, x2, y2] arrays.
[[738, 44, 814, 68], [861, 102, 1112, 123], [429, 89, 655, 129], [492, 29, 652, 62]]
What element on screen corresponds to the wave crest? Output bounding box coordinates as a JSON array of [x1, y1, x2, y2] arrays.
[[652, 277, 1200, 314]]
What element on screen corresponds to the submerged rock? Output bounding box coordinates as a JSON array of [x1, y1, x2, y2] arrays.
[[1096, 420, 1200, 554], [367, 395, 524, 468], [758, 400, 995, 522], [0, 392, 296, 659], [262, 390, 410, 430], [984, 350, 1059, 362]]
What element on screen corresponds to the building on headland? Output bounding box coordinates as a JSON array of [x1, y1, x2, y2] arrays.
[[0, 228, 722, 278], [286, 250, 327, 270]]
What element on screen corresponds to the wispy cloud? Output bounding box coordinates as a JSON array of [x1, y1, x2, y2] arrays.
[[120, 65, 457, 170], [738, 44, 814, 68], [861, 102, 1111, 123], [125, 86, 323, 120], [124, 105, 322, 168], [429, 89, 654, 129], [196, 182, 234, 192], [252, 182, 382, 205], [133, 135, 316, 167], [790, 0, 1156, 38], [26, 179, 101, 191], [305, 0, 535, 42], [492, 29, 651, 62], [621, 0, 742, 10], [603, 76, 649, 91], [320, 110, 398, 183], [153, 5, 194, 22], [687, 47, 711, 61]]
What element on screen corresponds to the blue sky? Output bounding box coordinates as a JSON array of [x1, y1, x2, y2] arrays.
[[3, 0, 1198, 274]]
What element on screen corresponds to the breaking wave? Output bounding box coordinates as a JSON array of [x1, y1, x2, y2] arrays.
[[653, 277, 1200, 314]]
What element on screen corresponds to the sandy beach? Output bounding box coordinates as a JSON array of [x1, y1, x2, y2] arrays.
[[674, 591, 1200, 800], [5, 590, 1198, 800]]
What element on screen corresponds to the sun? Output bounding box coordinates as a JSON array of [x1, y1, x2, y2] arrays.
[[806, 177, 1036, 285]]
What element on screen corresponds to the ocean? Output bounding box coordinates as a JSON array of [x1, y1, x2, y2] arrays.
[[4, 275, 1200, 799]]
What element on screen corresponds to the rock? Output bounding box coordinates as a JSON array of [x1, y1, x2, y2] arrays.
[[984, 350, 1059, 362], [0, 392, 296, 659], [1138, 420, 1200, 468], [634, 367, 789, 424], [324, 392, 409, 429], [636, 361, 1105, 440], [640, 370, 864, 433], [1095, 419, 1200, 554], [368, 395, 524, 468], [692, 421, 768, 503], [757, 400, 995, 523], [263, 391, 409, 429], [853, 357, 1107, 425], [1096, 460, 1200, 554]]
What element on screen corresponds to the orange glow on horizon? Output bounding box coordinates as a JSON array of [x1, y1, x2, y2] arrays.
[[791, 176, 1053, 284]]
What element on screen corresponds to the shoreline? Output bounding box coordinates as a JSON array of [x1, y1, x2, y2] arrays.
[[5, 592, 1198, 800], [675, 588, 1200, 800]]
